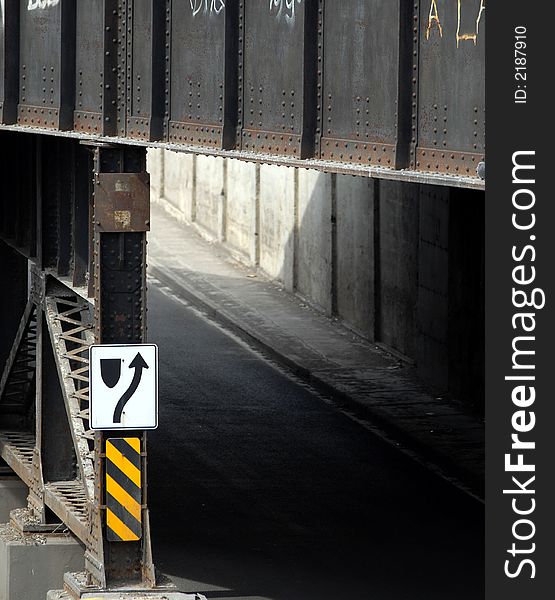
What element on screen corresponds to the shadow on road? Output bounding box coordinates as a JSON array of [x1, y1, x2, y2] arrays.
[[146, 283, 484, 600]]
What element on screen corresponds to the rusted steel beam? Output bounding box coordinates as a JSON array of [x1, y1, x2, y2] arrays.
[[0, 1, 485, 186]]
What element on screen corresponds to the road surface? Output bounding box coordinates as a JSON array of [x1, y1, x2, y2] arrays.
[[146, 279, 484, 600]]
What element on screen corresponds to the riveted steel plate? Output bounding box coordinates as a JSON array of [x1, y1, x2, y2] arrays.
[[416, 0, 485, 175], [125, 0, 164, 141], [0, 1, 20, 124], [94, 172, 150, 232], [319, 0, 400, 168], [0, 0, 486, 186], [74, 0, 105, 134], [241, 1, 316, 158], [17, 0, 75, 130], [166, 0, 234, 149]]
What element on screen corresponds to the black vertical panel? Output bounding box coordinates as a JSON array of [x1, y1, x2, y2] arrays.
[[74, 0, 107, 135], [72, 143, 92, 287], [448, 188, 484, 411], [319, 0, 400, 168], [14, 133, 33, 249], [241, 0, 317, 158], [56, 139, 72, 275], [38, 137, 72, 275], [0, 0, 20, 124], [166, 0, 237, 149], [126, 0, 164, 141], [20, 133, 38, 257], [416, 184, 450, 391], [416, 0, 485, 175], [0, 131, 36, 255], [17, 0, 75, 130], [40, 137, 60, 269]]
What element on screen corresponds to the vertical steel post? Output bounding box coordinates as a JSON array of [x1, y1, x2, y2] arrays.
[[88, 143, 154, 588]]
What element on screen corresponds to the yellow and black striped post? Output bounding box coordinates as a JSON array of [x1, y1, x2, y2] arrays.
[[105, 438, 142, 542]]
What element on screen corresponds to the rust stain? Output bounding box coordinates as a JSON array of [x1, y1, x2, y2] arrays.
[[114, 210, 132, 230], [115, 179, 132, 193]]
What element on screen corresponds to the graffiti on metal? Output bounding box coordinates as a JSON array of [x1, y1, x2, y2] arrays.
[[270, 0, 303, 24], [27, 0, 59, 10], [189, 0, 225, 17], [426, 0, 485, 46]]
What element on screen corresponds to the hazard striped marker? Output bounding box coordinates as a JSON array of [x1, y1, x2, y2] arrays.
[[105, 437, 142, 542]]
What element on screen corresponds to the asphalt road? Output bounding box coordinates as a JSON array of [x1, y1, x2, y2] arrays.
[[146, 280, 484, 600]]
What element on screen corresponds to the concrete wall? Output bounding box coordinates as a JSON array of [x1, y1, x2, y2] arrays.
[[226, 159, 257, 263], [147, 149, 485, 411], [297, 170, 333, 314], [259, 165, 296, 290], [378, 181, 420, 358], [336, 176, 375, 338]]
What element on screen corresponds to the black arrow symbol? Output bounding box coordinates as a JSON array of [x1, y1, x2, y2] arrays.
[[113, 352, 149, 424]]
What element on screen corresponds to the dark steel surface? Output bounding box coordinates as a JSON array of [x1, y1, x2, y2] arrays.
[[95, 172, 150, 233], [0, 0, 19, 125], [0, 1, 485, 186], [0, 132, 37, 254], [415, 0, 485, 175], [166, 0, 236, 149], [17, 0, 75, 130], [74, 0, 106, 135], [319, 1, 400, 167], [240, 0, 316, 158], [125, 1, 165, 141]]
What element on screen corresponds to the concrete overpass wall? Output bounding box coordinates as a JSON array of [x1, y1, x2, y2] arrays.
[[147, 149, 484, 412]]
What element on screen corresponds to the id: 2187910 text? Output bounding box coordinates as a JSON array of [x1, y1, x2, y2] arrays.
[[514, 26, 527, 104]]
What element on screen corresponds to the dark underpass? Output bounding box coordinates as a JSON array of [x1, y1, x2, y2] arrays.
[[147, 281, 484, 600]]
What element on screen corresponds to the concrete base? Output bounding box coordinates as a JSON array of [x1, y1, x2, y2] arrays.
[[47, 593, 206, 600], [51, 571, 207, 600], [0, 524, 84, 600], [0, 478, 28, 521]]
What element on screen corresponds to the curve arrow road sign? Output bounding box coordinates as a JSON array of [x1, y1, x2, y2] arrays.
[[89, 344, 158, 431]]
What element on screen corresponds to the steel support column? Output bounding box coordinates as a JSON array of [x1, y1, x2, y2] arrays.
[[85, 144, 155, 589]]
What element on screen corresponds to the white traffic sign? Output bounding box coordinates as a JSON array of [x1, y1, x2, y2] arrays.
[[89, 344, 158, 431]]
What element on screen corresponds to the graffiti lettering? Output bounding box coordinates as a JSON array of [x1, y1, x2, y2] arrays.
[[426, 0, 443, 40], [476, 0, 485, 35], [28, 0, 59, 10], [189, 0, 225, 17], [456, 0, 485, 46], [425, 0, 485, 47], [270, 0, 303, 24]]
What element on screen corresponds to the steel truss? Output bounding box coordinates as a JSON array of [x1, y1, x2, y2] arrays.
[[0, 132, 175, 596]]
